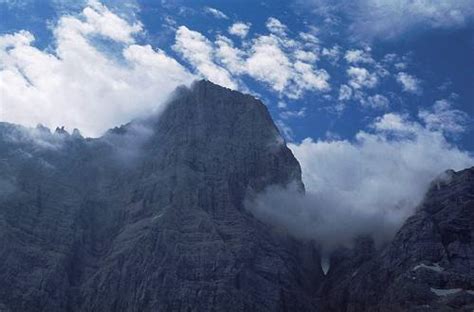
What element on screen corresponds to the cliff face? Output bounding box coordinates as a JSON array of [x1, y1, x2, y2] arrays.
[[0, 80, 321, 312], [322, 167, 474, 312], [1, 79, 473, 312]]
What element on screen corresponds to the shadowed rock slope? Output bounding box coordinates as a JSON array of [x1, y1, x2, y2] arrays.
[[0, 80, 322, 312], [1, 80, 473, 312], [321, 167, 474, 312]]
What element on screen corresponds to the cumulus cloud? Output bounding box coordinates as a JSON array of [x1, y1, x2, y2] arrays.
[[298, 32, 320, 47], [294, 50, 318, 63], [344, 48, 374, 64], [347, 66, 378, 89], [292, 61, 330, 95], [396, 72, 422, 94], [173, 23, 330, 98], [203, 7, 228, 19], [214, 35, 247, 74], [228, 22, 251, 38], [361, 94, 389, 110], [321, 45, 341, 63], [82, 0, 142, 43], [173, 26, 237, 89], [243, 34, 330, 96], [338, 84, 352, 101], [266, 17, 288, 36], [246, 112, 474, 252], [0, 1, 194, 137], [419, 99, 470, 135], [245, 35, 292, 92]]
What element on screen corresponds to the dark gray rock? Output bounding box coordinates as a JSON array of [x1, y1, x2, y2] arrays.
[[1, 79, 473, 312], [0, 80, 322, 312], [322, 167, 474, 312]]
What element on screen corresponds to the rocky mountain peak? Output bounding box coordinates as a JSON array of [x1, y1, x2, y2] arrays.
[[0, 80, 472, 311], [0, 81, 315, 312]]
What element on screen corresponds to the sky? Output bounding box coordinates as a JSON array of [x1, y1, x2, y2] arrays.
[[1, 0, 474, 247]]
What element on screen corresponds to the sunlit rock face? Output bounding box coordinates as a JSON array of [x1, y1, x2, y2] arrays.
[[0, 80, 321, 312], [321, 167, 474, 312]]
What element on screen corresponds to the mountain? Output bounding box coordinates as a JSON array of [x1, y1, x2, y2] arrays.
[[0, 80, 473, 312], [0, 80, 321, 312], [321, 167, 474, 311]]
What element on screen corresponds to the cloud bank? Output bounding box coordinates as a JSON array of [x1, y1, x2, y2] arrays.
[[0, 0, 194, 137], [246, 112, 473, 253]]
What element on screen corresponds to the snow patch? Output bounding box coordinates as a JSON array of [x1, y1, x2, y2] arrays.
[[413, 263, 444, 273], [430, 288, 462, 296]]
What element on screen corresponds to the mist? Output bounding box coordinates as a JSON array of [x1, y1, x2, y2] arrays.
[[246, 113, 474, 253]]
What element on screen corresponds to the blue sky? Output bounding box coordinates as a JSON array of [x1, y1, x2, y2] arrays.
[[0, 0, 472, 149]]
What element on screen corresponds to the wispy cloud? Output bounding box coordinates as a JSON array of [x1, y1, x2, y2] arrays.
[[203, 7, 228, 19], [301, 0, 474, 39]]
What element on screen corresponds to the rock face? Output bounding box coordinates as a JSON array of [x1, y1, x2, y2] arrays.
[[0, 80, 322, 312], [322, 167, 474, 312], [1, 79, 473, 312]]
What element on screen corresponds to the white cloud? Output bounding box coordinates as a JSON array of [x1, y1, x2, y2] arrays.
[[338, 84, 352, 101], [303, 0, 474, 39], [298, 32, 320, 46], [396, 72, 422, 94], [221, 34, 330, 97], [247, 112, 474, 252], [294, 50, 318, 63], [172, 24, 331, 99], [361, 94, 389, 110], [203, 7, 228, 19], [266, 17, 288, 36], [214, 35, 246, 74], [245, 35, 292, 92], [278, 101, 287, 109], [347, 66, 378, 89], [419, 99, 470, 135], [322, 45, 341, 62], [344, 48, 374, 64], [0, 2, 193, 137], [173, 26, 237, 89], [280, 107, 307, 120], [245, 34, 330, 96], [395, 62, 407, 70], [356, 0, 474, 38], [83, 0, 142, 43], [292, 61, 330, 95], [228, 22, 251, 38]]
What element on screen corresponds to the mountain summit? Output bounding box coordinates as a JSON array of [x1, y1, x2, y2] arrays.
[[1, 80, 473, 311], [0, 80, 320, 311]]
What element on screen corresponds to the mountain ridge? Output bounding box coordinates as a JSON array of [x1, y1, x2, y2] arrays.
[[0, 80, 473, 311], [0, 80, 319, 312]]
